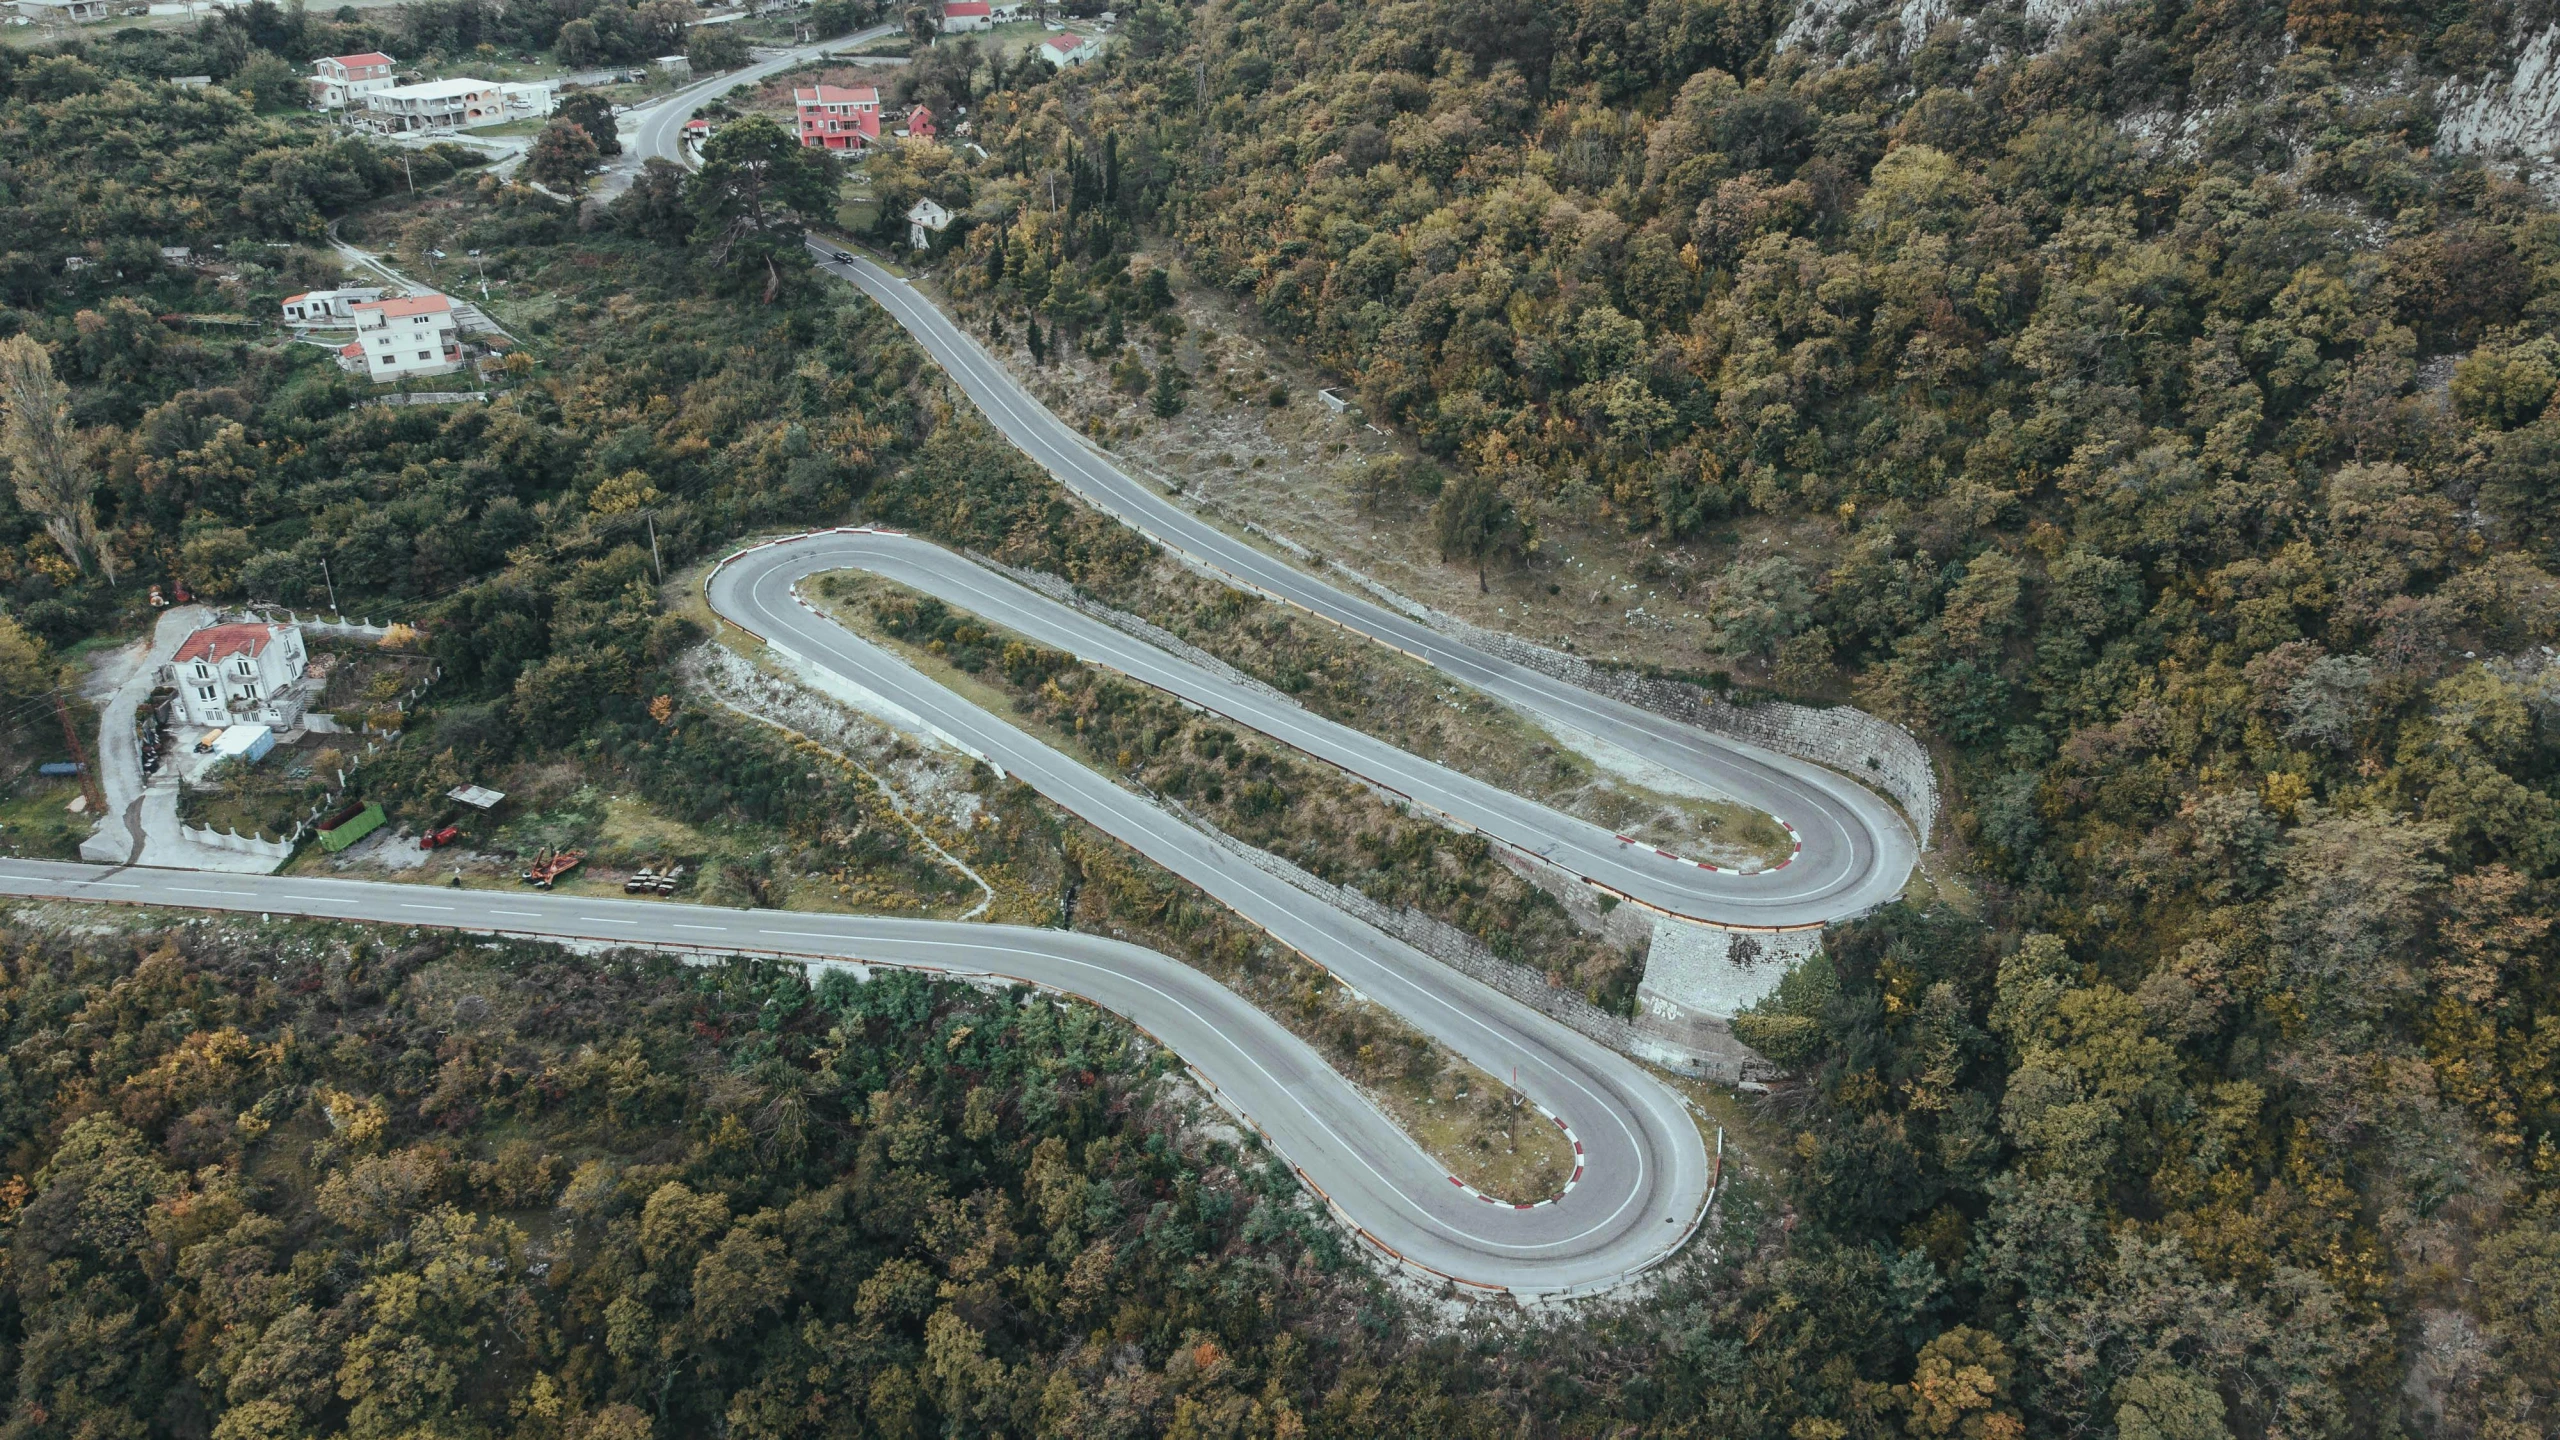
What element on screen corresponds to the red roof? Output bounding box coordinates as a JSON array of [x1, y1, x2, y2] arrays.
[[340, 342, 363, 357], [175, 623, 282, 665], [795, 84, 879, 107], [944, 2, 991, 14], [1042, 32, 1088, 52], [284, 291, 311, 303], [328, 52, 394, 68], [356, 294, 453, 319]]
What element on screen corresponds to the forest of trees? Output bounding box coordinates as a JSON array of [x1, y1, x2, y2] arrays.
[[0, 921, 1404, 1438]]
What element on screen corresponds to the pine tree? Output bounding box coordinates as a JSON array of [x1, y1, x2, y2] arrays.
[[1150, 361, 1185, 419], [1028, 319, 1047, 365], [1105, 309, 1124, 348]]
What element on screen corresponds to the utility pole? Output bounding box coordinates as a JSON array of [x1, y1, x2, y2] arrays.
[[646, 512, 663, 584], [50, 692, 105, 814], [402, 152, 415, 193], [320, 556, 340, 615]]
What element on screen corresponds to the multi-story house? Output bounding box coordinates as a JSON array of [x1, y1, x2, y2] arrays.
[[342, 294, 463, 381], [308, 52, 397, 109], [165, 622, 315, 730], [794, 84, 880, 150], [358, 77, 554, 133]]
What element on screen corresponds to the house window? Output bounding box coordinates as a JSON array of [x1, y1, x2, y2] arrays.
[[194, 662, 210, 677], [418, 351, 432, 360], [196, 686, 215, 700]]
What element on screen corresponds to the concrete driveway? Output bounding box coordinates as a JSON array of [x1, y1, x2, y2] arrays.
[[79, 604, 207, 864]]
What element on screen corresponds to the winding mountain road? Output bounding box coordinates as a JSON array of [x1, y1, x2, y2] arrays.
[[721, 527, 1884, 928], [800, 243, 1919, 926], [12, 97, 1932, 1299]]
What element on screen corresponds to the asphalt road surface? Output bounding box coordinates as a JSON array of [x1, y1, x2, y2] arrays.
[[0, 848, 1708, 1299], [804, 243, 1919, 928], [719, 527, 1882, 928]]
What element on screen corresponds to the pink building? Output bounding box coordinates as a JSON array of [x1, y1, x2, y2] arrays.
[[795, 84, 880, 150]]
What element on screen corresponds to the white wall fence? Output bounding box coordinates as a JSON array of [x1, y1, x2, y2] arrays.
[[250, 608, 394, 642], [176, 824, 294, 860]]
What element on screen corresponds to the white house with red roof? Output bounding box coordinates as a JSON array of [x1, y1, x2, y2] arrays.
[[164, 621, 313, 729], [345, 294, 464, 381], [1041, 32, 1093, 66], [939, 1, 991, 31], [795, 84, 880, 150], [308, 52, 398, 109], [280, 286, 385, 325]]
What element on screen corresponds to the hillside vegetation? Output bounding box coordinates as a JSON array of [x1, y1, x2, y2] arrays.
[[8, 0, 2560, 1433], [874, 0, 2560, 1433]]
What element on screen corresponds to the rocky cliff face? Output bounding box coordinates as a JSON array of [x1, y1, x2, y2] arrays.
[[1777, 0, 2131, 55], [2440, 25, 2560, 164]]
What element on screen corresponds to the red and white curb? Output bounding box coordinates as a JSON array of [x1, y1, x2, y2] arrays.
[[1445, 1103, 1583, 1210], [1612, 817, 1801, 874]]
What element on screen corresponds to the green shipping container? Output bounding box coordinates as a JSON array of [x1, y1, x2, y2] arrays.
[[317, 802, 385, 852]]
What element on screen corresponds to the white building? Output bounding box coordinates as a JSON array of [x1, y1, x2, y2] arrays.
[[11, 0, 113, 23], [308, 51, 397, 109], [345, 294, 463, 381], [358, 77, 554, 133], [1040, 31, 1092, 66], [939, 0, 990, 31], [281, 287, 385, 325], [164, 622, 315, 729], [907, 198, 952, 251]]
